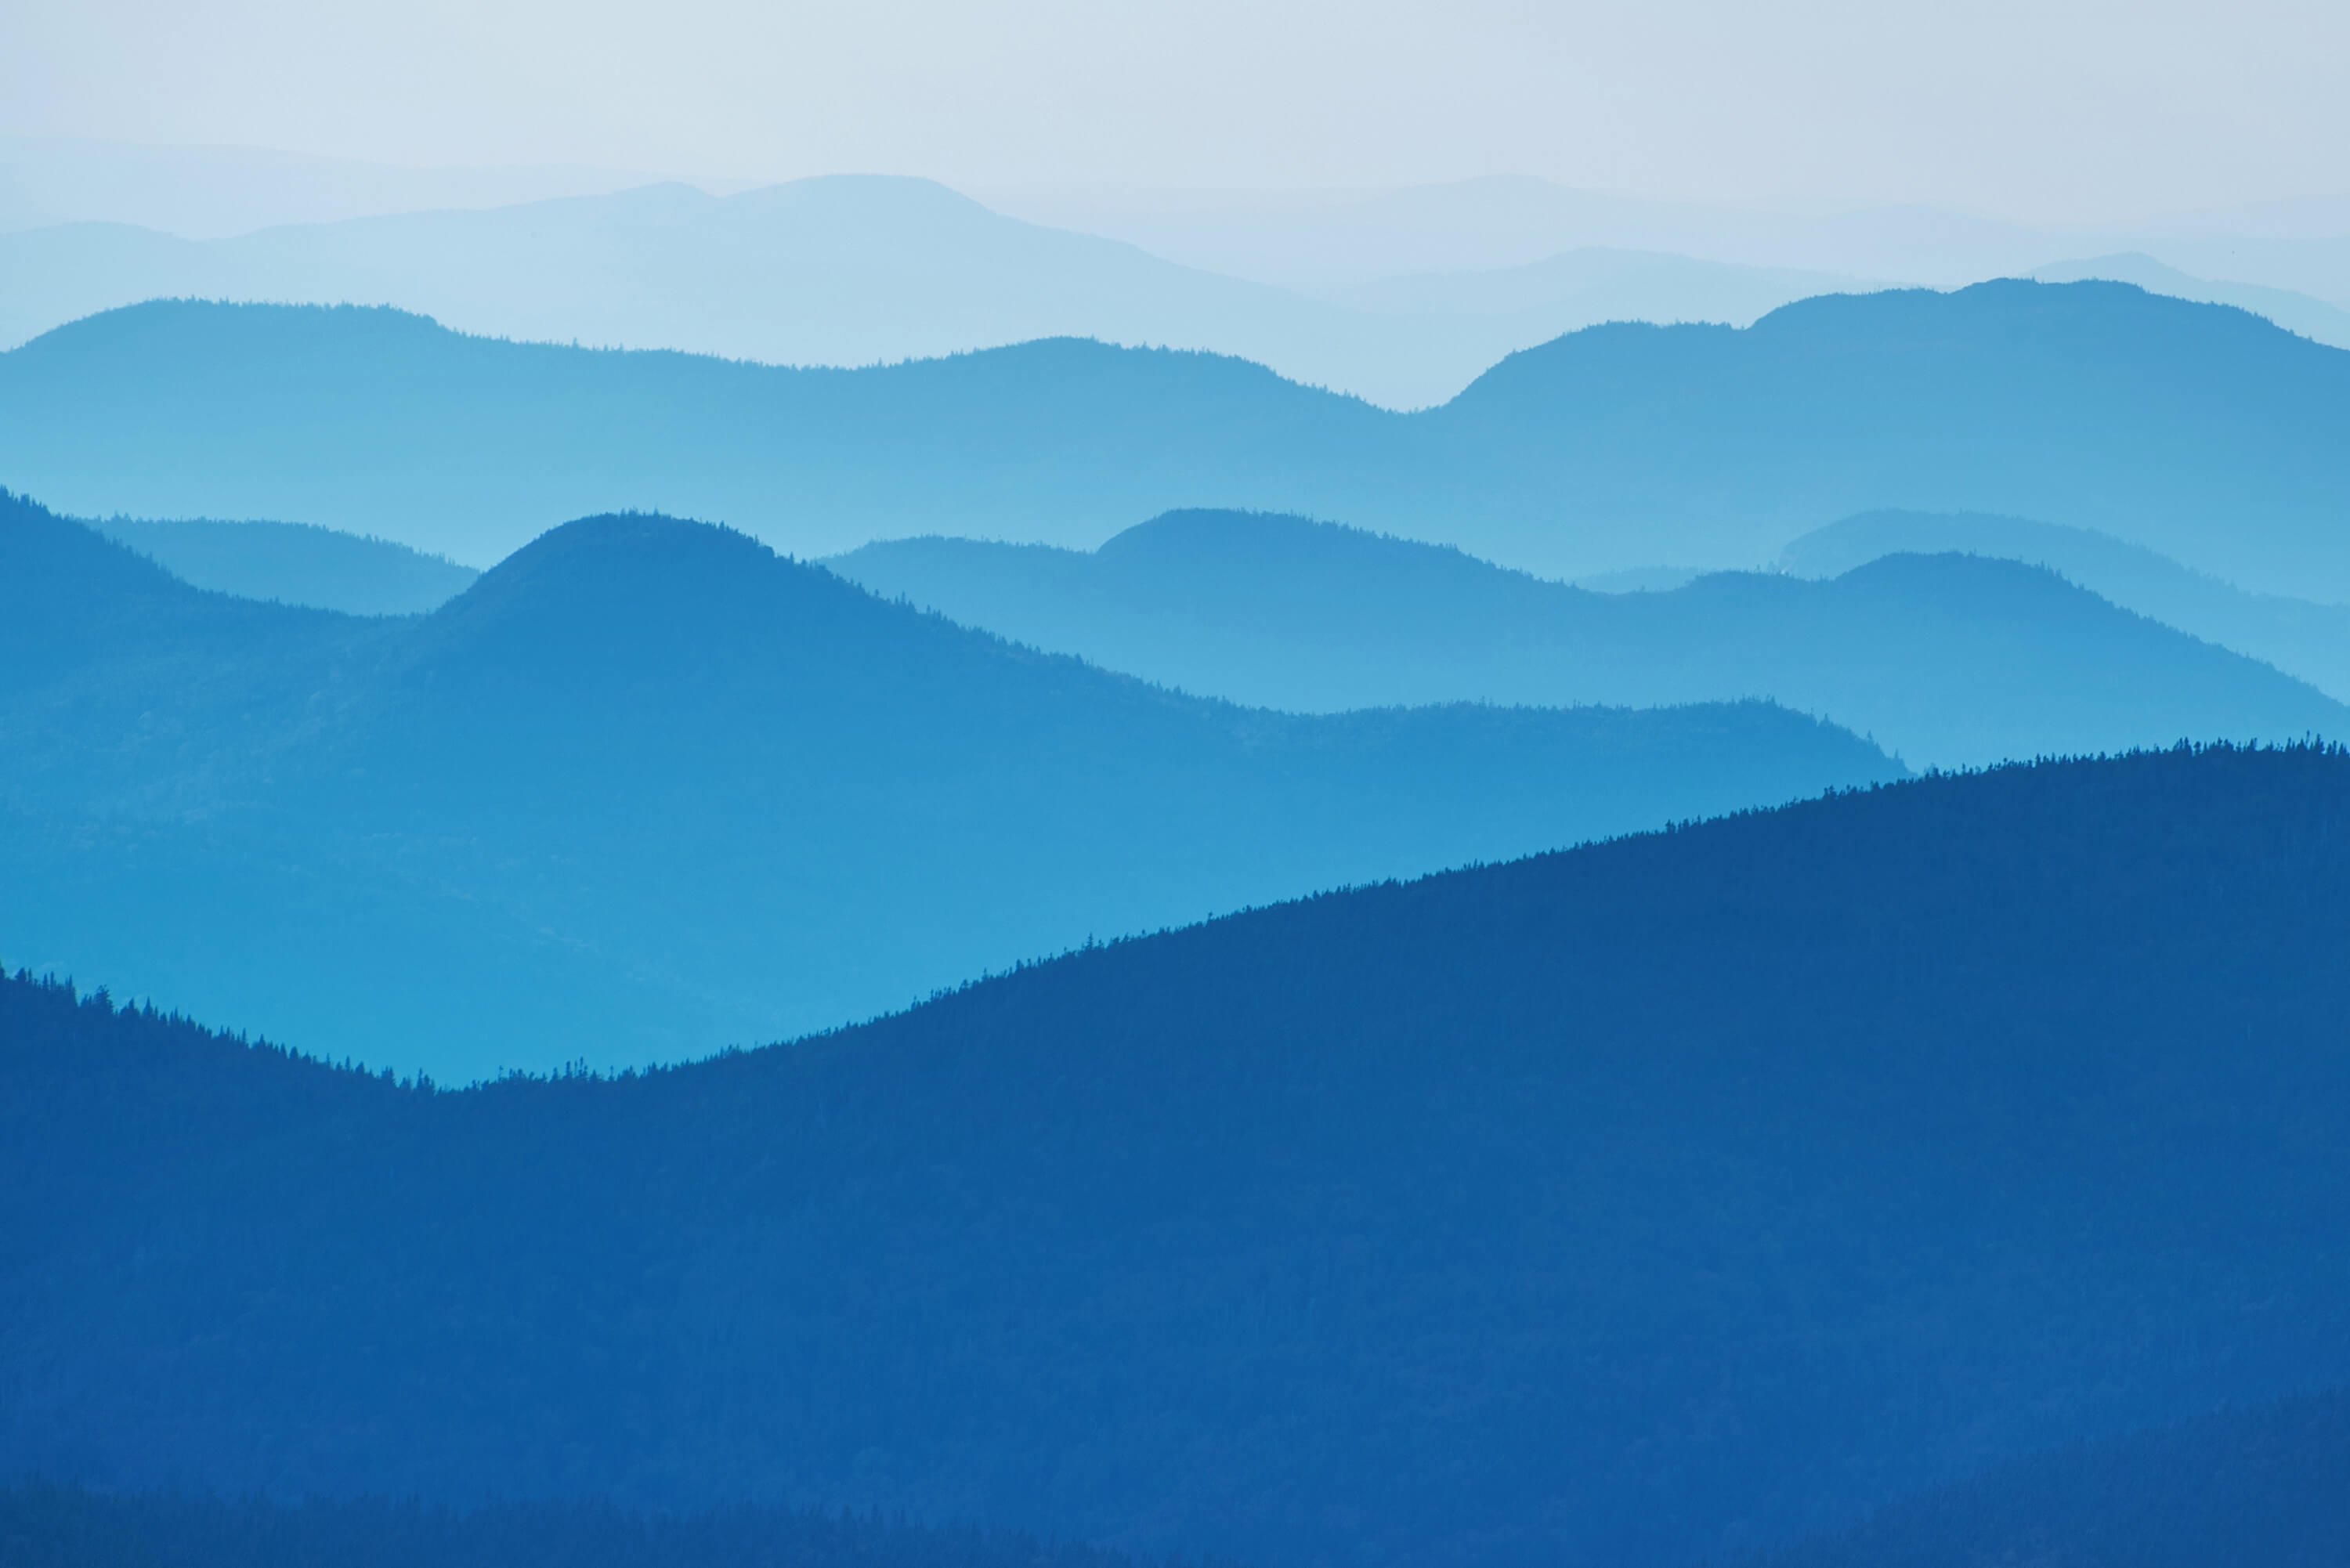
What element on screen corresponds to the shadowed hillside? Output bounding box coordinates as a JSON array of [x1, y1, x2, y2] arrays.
[[1781, 509, 2350, 703], [833, 509, 2348, 767], [0, 1484, 1169, 1568], [0, 490, 1893, 1075], [5, 281, 2348, 594], [94, 515, 478, 614], [1760, 1387, 2350, 1568], [5, 744, 2350, 1568]]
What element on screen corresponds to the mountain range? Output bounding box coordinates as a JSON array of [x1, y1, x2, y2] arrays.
[[12, 138, 2343, 305], [5, 282, 2345, 595], [830, 509, 2348, 768], [14, 123, 2350, 1568], [0, 491, 1891, 1075], [8, 742, 2348, 1568], [0, 175, 1877, 409], [90, 514, 479, 615], [1779, 509, 2350, 703], [2029, 251, 2350, 349], [991, 175, 2350, 302]]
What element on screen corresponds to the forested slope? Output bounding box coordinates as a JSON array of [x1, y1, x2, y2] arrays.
[[0, 490, 1891, 1075], [0, 1484, 1166, 1568], [5, 744, 2349, 1568], [1762, 1387, 2350, 1568]]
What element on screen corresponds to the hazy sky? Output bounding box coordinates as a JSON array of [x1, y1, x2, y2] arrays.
[[5, 0, 2345, 220]]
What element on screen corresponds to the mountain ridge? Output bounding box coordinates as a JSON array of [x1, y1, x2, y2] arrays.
[[0, 174, 1888, 408], [8, 742, 2350, 1568], [0, 492, 1896, 1074], [6, 280, 2346, 593], [830, 508, 2349, 768], [1779, 508, 2350, 699]]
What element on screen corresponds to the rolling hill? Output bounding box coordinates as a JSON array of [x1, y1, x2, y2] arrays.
[[831, 509, 2349, 768], [5, 742, 2350, 1568], [2030, 251, 2350, 350], [0, 490, 1893, 1076], [2, 280, 2347, 593], [1779, 509, 2350, 703], [92, 514, 478, 614], [0, 177, 1868, 410]]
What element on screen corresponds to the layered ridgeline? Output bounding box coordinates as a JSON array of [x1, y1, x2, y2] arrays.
[[0, 175, 1871, 410], [90, 515, 478, 615], [0, 492, 1892, 1076], [833, 510, 2348, 769], [6, 745, 2350, 1568], [1779, 509, 2350, 704], [4, 281, 2348, 595]]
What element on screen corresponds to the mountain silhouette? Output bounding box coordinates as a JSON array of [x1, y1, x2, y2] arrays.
[[0, 177, 1868, 410], [2030, 251, 2350, 351], [832, 509, 2348, 768], [6, 742, 2350, 1568], [0, 491, 1893, 1075], [92, 514, 477, 613], [4, 280, 2344, 594], [1780, 508, 2350, 703]]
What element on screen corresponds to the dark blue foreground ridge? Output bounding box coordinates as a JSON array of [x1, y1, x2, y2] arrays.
[[5, 742, 2348, 1568]]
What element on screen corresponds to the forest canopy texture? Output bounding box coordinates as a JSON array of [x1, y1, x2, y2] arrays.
[[5, 744, 2349, 1568]]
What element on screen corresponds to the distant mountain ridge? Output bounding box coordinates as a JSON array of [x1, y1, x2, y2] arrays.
[[5, 281, 2344, 594], [0, 490, 1894, 1075], [8, 743, 2350, 1568], [92, 514, 477, 614], [2031, 251, 2350, 350], [1780, 510, 2350, 701], [0, 175, 1875, 409], [831, 509, 2349, 768]]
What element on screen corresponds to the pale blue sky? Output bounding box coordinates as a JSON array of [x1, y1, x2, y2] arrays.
[[5, 0, 2345, 220]]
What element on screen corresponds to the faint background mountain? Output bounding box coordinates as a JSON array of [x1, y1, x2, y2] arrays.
[[0, 493, 1893, 1075], [831, 510, 2348, 769], [6, 153, 2342, 411], [987, 175, 2350, 305], [0, 133, 686, 238], [0, 175, 1882, 409], [990, 176, 2065, 289], [8, 284, 2347, 598]]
